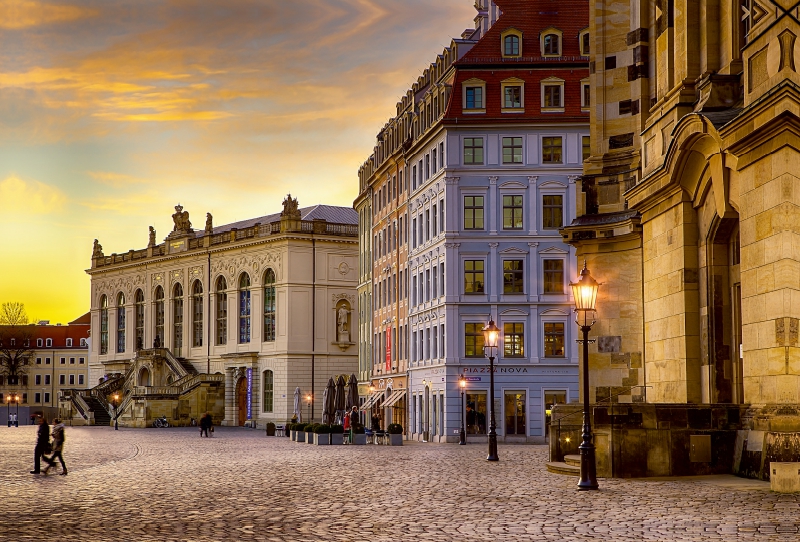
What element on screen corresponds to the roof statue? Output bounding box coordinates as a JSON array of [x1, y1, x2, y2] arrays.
[[92, 239, 103, 258], [205, 213, 213, 234], [281, 194, 301, 219], [171, 204, 193, 234], [148, 226, 156, 247]]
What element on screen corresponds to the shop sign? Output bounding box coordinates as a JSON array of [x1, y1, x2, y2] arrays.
[[465, 376, 482, 382], [462, 366, 530, 374]]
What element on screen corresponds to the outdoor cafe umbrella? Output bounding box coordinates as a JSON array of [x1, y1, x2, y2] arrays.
[[323, 377, 336, 424], [334, 375, 346, 417], [346, 373, 359, 410], [293, 387, 302, 423]]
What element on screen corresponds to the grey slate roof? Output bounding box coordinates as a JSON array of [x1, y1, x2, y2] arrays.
[[205, 204, 357, 236]]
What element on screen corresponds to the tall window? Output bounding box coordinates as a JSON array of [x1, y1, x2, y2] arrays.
[[504, 35, 520, 56], [173, 283, 184, 356], [135, 289, 144, 350], [465, 86, 483, 109], [504, 86, 522, 108], [544, 323, 565, 357], [543, 85, 562, 108], [192, 281, 203, 347], [465, 323, 486, 357], [263, 370, 274, 412], [216, 277, 227, 345], [116, 293, 126, 353], [504, 323, 524, 357], [99, 295, 108, 355], [543, 260, 564, 293], [503, 195, 524, 229], [503, 260, 524, 293], [542, 136, 563, 164], [502, 137, 523, 164], [463, 138, 484, 165], [239, 273, 251, 343], [154, 286, 164, 347], [543, 33, 560, 55], [582, 136, 591, 161], [464, 260, 485, 294], [264, 269, 276, 342], [463, 196, 484, 229], [542, 195, 564, 229]]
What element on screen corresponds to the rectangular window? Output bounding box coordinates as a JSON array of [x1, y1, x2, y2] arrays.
[[432, 204, 437, 237], [582, 136, 591, 161], [412, 218, 417, 247], [465, 86, 483, 109], [542, 137, 563, 163], [79, 357, 85, 364], [432, 327, 438, 359], [432, 266, 437, 298], [440, 263, 445, 296], [412, 331, 417, 361], [463, 138, 484, 165], [542, 195, 564, 229], [35, 375, 41, 385], [70, 357, 75, 364], [504, 85, 522, 108], [425, 210, 430, 241], [35, 393, 41, 404], [502, 195, 523, 229], [69, 374, 75, 385], [45, 358, 50, 364], [439, 142, 444, 168], [544, 322, 566, 357], [431, 149, 437, 173], [504, 322, 524, 357], [426, 270, 431, 301], [263, 370, 274, 412], [440, 323, 445, 358], [465, 323, 486, 357], [543, 85, 562, 108], [503, 260, 524, 294], [44, 375, 50, 385], [502, 137, 523, 164], [583, 84, 591, 108], [464, 260, 485, 294], [36, 358, 41, 365], [543, 259, 564, 293], [466, 392, 487, 434], [463, 195, 484, 229], [59, 375, 65, 385], [78, 375, 84, 385], [439, 198, 445, 232], [425, 154, 430, 179], [412, 165, 417, 190]]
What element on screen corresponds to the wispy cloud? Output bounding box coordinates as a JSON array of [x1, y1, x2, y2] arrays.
[[0, 0, 97, 29], [0, 175, 67, 214]]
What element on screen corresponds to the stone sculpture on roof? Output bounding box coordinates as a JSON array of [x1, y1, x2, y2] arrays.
[[148, 226, 156, 247], [171, 204, 193, 234], [281, 194, 301, 219], [92, 239, 103, 258], [205, 213, 213, 234]]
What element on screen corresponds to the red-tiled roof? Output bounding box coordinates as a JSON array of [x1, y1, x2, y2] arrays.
[[0, 320, 89, 349]]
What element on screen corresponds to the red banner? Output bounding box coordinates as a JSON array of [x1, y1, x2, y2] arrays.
[[386, 326, 392, 372]]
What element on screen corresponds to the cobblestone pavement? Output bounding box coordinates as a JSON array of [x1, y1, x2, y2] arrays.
[[1, 425, 799, 541]]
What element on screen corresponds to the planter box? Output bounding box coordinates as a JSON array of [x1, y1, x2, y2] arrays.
[[330, 433, 343, 445], [314, 433, 331, 445], [307, 433, 315, 444], [296, 431, 305, 443], [266, 426, 276, 436], [290, 430, 297, 441], [388, 434, 403, 446], [352, 433, 367, 445]]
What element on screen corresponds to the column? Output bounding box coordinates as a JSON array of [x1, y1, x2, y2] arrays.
[[528, 242, 539, 303], [488, 176, 498, 236], [527, 176, 539, 236], [489, 243, 499, 302]]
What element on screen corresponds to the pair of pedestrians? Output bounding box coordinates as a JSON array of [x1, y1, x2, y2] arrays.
[[30, 415, 67, 475]]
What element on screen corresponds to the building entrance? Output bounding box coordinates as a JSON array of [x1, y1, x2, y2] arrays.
[[236, 377, 247, 426], [504, 392, 526, 436]]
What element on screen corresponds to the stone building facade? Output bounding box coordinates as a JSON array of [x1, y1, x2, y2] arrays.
[[86, 197, 359, 427], [556, 0, 800, 479]]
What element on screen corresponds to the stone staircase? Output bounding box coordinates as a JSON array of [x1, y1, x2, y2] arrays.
[[83, 396, 112, 426], [546, 454, 581, 476]]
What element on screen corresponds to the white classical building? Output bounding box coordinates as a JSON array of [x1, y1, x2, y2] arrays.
[[86, 197, 359, 427]]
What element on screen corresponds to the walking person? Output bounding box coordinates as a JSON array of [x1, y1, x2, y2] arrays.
[[30, 415, 50, 474], [43, 419, 67, 475], [348, 406, 359, 443], [199, 412, 212, 437]]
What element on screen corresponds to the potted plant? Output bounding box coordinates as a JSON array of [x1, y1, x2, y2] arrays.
[[330, 424, 344, 445], [296, 423, 306, 443], [387, 423, 403, 446], [266, 422, 276, 436], [351, 423, 366, 445], [314, 424, 331, 445], [305, 423, 316, 444]]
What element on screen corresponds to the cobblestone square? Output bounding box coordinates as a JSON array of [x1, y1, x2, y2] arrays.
[[2, 426, 800, 541]]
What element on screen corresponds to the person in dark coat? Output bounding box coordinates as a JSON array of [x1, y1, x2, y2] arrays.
[[199, 412, 212, 437], [43, 419, 67, 475], [31, 415, 50, 474]]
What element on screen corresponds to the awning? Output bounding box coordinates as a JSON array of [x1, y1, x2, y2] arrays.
[[360, 390, 384, 410], [383, 388, 407, 408]]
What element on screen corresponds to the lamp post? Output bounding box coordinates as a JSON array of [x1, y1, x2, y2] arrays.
[[306, 394, 312, 423], [482, 318, 500, 462], [570, 261, 600, 491], [5, 395, 10, 427], [12, 394, 19, 427], [458, 374, 466, 445], [112, 393, 120, 430]]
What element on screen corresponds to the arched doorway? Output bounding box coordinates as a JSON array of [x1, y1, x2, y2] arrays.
[[236, 377, 247, 426], [138, 367, 151, 387]]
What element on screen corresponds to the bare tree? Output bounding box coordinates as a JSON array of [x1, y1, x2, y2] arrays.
[[0, 302, 35, 385]]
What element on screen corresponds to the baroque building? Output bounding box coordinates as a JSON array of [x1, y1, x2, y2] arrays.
[[85, 197, 358, 427], [356, 0, 588, 442], [555, 0, 800, 479]]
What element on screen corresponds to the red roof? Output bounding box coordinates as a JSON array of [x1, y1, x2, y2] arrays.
[[0, 318, 89, 349]]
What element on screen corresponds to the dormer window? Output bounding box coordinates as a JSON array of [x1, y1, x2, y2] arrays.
[[579, 29, 590, 56], [462, 78, 486, 114], [45, 338, 52, 347], [37, 338, 43, 347], [501, 77, 525, 113], [80, 338, 87, 347], [501, 28, 523, 58], [541, 77, 565, 112], [541, 28, 563, 57], [66, 338, 73, 347]]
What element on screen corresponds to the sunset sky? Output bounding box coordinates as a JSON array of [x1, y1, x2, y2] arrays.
[[1, 0, 475, 324]]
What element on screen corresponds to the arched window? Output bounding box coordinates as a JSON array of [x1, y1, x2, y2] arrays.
[[239, 273, 251, 343], [46, 338, 52, 347], [100, 295, 109, 354], [134, 289, 144, 350], [173, 283, 183, 357], [263, 370, 274, 412], [264, 269, 276, 342], [192, 280, 203, 347], [216, 277, 227, 345], [543, 33, 560, 55], [117, 292, 126, 353], [37, 338, 43, 347], [66, 338, 73, 347], [154, 286, 164, 347], [504, 35, 519, 56]]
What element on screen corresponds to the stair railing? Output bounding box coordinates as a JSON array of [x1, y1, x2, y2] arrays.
[[72, 393, 90, 420]]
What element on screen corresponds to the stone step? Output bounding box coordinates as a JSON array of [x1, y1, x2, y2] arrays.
[[564, 454, 581, 467], [546, 461, 580, 476]]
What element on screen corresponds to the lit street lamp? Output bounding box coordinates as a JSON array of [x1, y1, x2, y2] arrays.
[[6, 393, 20, 427], [570, 261, 600, 491], [482, 318, 500, 462], [458, 374, 466, 445], [112, 393, 120, 430], [5, 395, 11, 427], [306, 394, 312, 423]]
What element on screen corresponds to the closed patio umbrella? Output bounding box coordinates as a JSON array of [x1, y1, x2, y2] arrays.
[[346, 374, 359, 410], [323, 377, 336, 424], [293, 387, 302, 423], [334, 375, 346, 422]]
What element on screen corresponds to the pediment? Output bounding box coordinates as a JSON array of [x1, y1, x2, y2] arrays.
[[500, 308, 529, 316], [538, 246, 568, 254], [539, 308, 569, 316], [539, 180, 567, 188], [498, 181, 527, 189], [499, 247, 528, 254]]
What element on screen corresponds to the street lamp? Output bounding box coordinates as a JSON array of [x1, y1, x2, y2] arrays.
[[10, 394, 20, 427], [570, 261, 600, 491], [112, 393, 120, 430], [458, 374, 466, 445], [482, 318, 500, 462], [5, 395, 11, 427], [306, 394, 312, 423]]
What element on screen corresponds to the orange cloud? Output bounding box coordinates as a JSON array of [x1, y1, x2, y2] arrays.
[[0, 0, 97, 29]]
